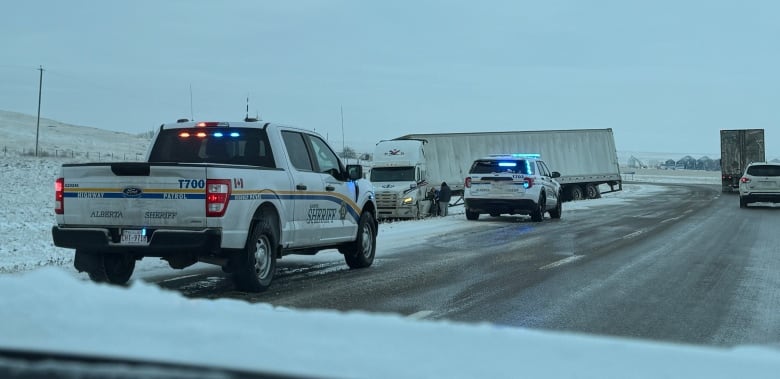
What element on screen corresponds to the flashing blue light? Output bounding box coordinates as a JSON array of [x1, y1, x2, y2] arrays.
[[213, 132, 224, 137], [522, 181, 530, 189], [230, 132, 240, 137], [141, 228, 147, 237], [511, 153, 541, 158], [498, 162, 517, 167]]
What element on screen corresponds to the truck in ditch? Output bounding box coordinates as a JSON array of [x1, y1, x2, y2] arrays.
[[52, 120, 378, 292], [720, 129, 765, 193], [371, 129, 622, 220]]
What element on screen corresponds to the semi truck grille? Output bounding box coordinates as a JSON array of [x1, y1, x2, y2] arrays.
[[375, 192, 398, 208]]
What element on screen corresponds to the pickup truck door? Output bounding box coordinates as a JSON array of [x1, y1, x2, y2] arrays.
[[304, 135, 360, 242], [281, 131, 325, 246]]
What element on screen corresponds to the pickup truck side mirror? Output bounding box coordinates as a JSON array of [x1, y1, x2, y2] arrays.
[[346, 164, 363, 180], [551, 171, 561, 178]]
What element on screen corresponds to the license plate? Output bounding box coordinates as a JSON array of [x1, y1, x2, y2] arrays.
[[120, 229, 148, 245]]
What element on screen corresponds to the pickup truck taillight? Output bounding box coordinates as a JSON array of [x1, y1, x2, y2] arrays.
[[206, 179, 231, 217], [55, 178, 64, 214]]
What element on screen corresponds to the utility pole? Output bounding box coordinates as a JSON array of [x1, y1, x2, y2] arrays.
[[35, 65, 44, 157]]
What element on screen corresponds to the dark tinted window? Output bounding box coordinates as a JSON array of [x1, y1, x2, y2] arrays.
[[469, 160, 533, 175], [371, 167, 416, 182], [747, 165, 780, 177], [148, 128, 275, 167], [281, 131, 314, 171]]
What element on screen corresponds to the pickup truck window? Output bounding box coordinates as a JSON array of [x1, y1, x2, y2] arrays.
[[149, 128, 275, 167], [282, 131, 314, 171], [308, 135, 342, 178]]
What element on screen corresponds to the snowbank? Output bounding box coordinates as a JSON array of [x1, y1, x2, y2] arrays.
[[0, 268, 778, 378]]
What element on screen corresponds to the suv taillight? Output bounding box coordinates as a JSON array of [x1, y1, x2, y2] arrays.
[[55, 178, 64, 214], [206, 179, 231, 217], [740, 177, 750, 183], [523, 177, 534, 189], [465, 177, 472, 188]]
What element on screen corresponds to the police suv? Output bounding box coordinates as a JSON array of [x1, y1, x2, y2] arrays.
[[52, 120, 377, 292], [464, 154, 562, 221]]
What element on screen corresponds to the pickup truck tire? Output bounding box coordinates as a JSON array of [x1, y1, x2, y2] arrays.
[[530, 195, 545, 222], [75, 250, 135, 285], [465, 209, 479, 220], [342, 211, 376, 269], [232, 218, 277, 292]]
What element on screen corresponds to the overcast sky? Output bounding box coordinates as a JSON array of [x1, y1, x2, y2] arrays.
[[2, 0, 778, 156]]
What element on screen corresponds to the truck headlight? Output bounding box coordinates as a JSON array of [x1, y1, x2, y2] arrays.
[[402, 196, 413, 205]]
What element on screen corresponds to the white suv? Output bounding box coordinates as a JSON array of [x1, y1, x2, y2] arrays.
[[464, 154, 562, 221], [739, 162, 780, 208]]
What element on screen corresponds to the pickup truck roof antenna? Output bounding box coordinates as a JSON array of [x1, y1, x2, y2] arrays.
[[189, 84, 194, 121], [244, 95, 261, 122]]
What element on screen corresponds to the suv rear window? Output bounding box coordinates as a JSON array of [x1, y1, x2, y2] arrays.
[[469, 159, 533, 175], [149, 128, 275, 167], [746, 165, 780, 177]]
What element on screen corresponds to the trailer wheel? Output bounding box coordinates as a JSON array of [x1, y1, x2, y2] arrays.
[[568, 185, 585, 201], [465, 209, 479, 220], [233, 217, 277, 292], [585, 184, 600, 199]]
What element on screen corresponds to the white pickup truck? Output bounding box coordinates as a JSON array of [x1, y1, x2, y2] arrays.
[[52, 120, 378, 292]]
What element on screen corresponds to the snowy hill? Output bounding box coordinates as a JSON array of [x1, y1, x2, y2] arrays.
[[0, 110, 151, 160]]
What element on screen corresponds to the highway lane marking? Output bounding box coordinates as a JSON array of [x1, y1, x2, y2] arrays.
[[539, 255, 585, 270], [622, 230, 644, 239], [660, 216, 683, 224], [407, 310, 434, 320], [159, 273, 202, 283], [660, 210, 693, 224]]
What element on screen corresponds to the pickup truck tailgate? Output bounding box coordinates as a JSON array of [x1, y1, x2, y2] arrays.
[[60, 163, 208, 228]]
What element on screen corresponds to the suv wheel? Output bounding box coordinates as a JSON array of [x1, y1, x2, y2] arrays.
[[739, 196, 748, 208], [549, 197, 562, 219], [465, 209, 479, 220], [531, 195, 545, 222]]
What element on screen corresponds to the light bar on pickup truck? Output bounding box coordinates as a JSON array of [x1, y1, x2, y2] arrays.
[[196, 122, 229, 127]]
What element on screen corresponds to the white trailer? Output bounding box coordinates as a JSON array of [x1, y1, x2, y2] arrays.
[[371, 129, 622, 220]]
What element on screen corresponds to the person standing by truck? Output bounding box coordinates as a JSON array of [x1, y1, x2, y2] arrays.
[[438, 182, 451, 216]]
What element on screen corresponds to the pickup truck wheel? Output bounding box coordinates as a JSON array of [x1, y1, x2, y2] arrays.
[[531, 196, 545, 222], [233, 219, 277, 292], [343, 211, 376, 269], [75, 250, 135, 285], [465, 209, 479, 220]]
